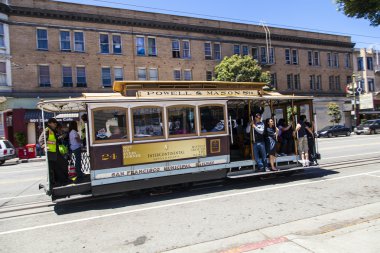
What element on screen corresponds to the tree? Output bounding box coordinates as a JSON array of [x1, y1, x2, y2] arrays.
[[336, 0, 380, 27], [327, 102, 342, 125], [214, 55, 270, 83]]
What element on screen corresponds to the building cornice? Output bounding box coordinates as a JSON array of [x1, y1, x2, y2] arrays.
[[0, 3, 355, 49]]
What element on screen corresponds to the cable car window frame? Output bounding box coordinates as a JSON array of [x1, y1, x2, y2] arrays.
[[131, 105, 165, 141], [91, 106, 129, 144], [166, 104, 198, 138], [199, 104, 227, 136]]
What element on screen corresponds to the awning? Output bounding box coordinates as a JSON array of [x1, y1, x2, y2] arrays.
[[24, 110, 54, 123], [24, 110, 79, 123], [55, 113, 79, 121]]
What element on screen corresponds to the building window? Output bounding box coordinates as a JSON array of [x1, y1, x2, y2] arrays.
[[367, 57, 373, 70], [38, 65, 50, 87], [101, 67, 112, 87], [100, 34, 109, 54], [292, 49, 298, 65], [285, 49, 290, 64], [287, 74, 293, 89], [260, 47, 267, 64], [329, 75, 334, 90], [333, 53, 339, 68], [308, 51, 313, 66], [344, 53, 351, 68], [172, 39, 180, 58], [242, 45, 249, 56], [268, 47, 275, 64], [137, 68, 147, 80], [270, 73, 277, 89], [62, 66, 73, 87], [294, 74, 300, 90], [204, 42, 212, 60], [314, 51, 320, 66], [114, 67, 123, 81], [183, 40, 190, 59], [184, 69, 192, 81], [148, 37, 157, 56], [60, 31, 71, 51], [149, 68, 158, 80], [335, 76, 341, 90], [214, 43, 221, 60], [346, 76, 352, 85], [112, 34, 122, 54], [309, 75, 315, 90], [252, 47, 258, 61], [316, 75, 322, 90], [174, 69, 181, 80], [368, 78, 375, 92], [233, 45, 240, 55], [76, 66, 86, 87], [136, 36, 145, 56], [357, 57, 364, 71], [206, 71, 213, 81], [327, 52, 332, 67], [36, 29, 48, 50], [0, 24, 5, 48], [0, 62, 6, 86], [74, 31, 84, 52]]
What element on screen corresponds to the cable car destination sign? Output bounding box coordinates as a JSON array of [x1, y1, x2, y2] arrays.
[[137, 89, 259, 98]]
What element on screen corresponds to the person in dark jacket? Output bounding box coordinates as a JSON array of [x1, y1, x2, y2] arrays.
[[265, 118, 279, 171]]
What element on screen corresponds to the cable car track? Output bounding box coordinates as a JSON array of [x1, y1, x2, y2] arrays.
[[0, 155, 379, 220]]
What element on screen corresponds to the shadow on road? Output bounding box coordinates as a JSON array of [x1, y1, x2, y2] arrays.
[[53, 167, 338, 215]]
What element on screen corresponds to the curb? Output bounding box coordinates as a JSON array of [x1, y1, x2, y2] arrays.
[[20, 157, 46, 163]]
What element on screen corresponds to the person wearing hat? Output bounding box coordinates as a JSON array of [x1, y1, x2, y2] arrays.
[[38, 117, 69, 189], [247, 113, 269, 172]]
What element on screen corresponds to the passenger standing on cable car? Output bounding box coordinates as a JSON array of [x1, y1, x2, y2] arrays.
[[69, 121, 84, 182], [38, 118, 69, 188], [295, 115, 311, 167], [265, 118, 279, 171], [248, 113, 268, 172]]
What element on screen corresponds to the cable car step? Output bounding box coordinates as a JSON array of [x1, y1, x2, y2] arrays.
[[227, 165, 308, 179]]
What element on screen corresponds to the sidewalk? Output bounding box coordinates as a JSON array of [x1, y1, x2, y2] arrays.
[[165, 202, 380, 253]]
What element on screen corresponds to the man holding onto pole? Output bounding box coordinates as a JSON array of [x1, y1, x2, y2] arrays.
[[295, 115, 311, 167], [248, 113, 268, 172]]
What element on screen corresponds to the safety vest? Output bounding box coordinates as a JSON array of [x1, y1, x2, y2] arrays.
[[46, 127, 57, 153]]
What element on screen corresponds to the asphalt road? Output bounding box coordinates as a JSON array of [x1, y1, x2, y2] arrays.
[[0, 134, 379, 253]]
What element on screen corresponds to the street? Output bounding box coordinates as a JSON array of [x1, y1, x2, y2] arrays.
[[0, 134, 379, 253]]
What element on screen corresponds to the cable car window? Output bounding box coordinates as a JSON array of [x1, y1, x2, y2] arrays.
[[167, 106, 196, 137], [199, 105, 225, 134], [93, 108, 128, 142], [133, 107, 164, 139]]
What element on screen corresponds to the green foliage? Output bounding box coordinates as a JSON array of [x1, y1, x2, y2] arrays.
[[214, 55, 271, 83], [336, 0, 380, 26], [14, 132, 26, 147], [327, 102, 342, 124]]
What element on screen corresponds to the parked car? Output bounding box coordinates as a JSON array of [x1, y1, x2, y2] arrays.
[[317, 125, 351, 138], [0, 139, 16, 165], [355, 119, 380, 135]]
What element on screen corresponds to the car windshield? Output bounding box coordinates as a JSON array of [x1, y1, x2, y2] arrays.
[[320, 126, 333, 131], [362, 120, 375, 126]]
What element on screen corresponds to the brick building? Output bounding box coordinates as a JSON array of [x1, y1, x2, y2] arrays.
[[0, 0, 354, 144]]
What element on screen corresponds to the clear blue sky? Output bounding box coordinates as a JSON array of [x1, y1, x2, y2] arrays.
[[58, 0, 379, 49]]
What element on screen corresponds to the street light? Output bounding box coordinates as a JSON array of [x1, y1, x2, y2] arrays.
[[351, 73, 362, 127]]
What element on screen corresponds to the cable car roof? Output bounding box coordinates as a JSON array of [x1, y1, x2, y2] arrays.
[[37, 91, 313, 113]]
